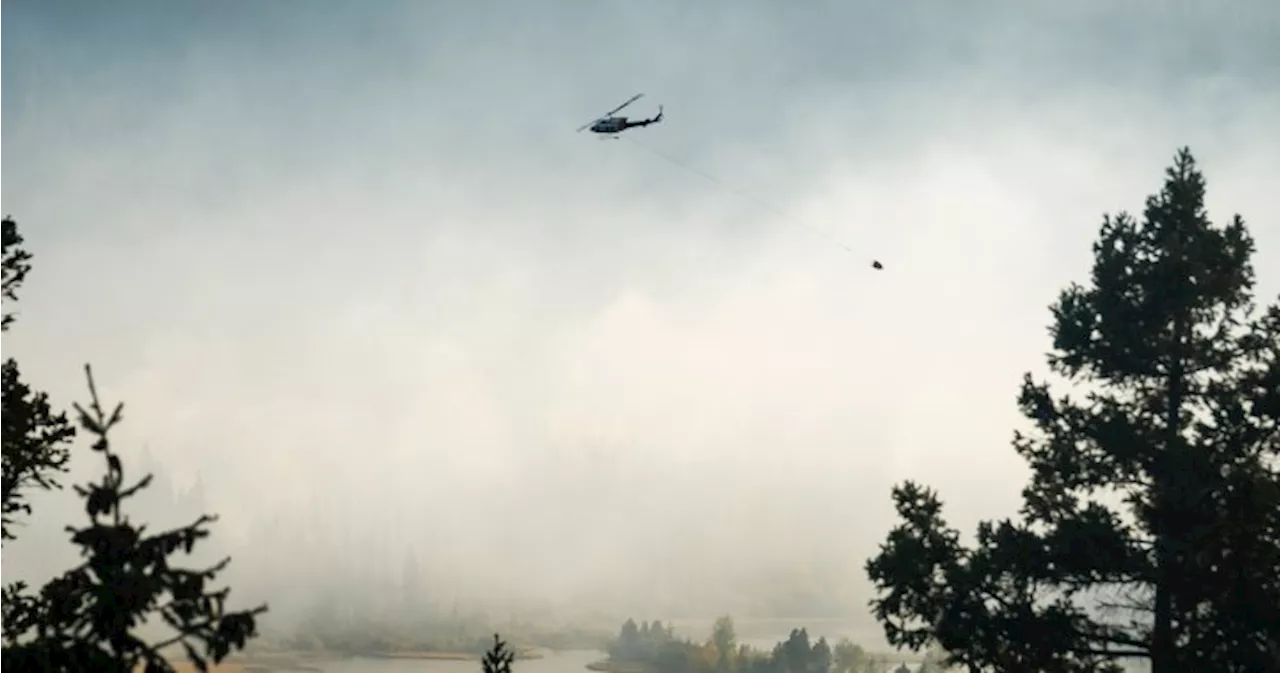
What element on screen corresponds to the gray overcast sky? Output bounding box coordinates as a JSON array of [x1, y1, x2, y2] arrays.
[[3, 0, 1279, 629]]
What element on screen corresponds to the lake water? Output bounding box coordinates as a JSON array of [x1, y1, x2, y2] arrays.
[[294, 649, 927, 673], [278, 648, 1146, 673]]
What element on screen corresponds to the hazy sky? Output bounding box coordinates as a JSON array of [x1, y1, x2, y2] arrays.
[[3, 0, 1279, 630]]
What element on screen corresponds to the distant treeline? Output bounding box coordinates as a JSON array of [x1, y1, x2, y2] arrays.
[[601, 617, 945, 673], [272, 613, 611, 657]]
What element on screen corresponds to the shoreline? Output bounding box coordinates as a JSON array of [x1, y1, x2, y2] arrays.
[[365, 650, 546, 661], [158, 648, 546, 671], [586, 660, 653, 673]]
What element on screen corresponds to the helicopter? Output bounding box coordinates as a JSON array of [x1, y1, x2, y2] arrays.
[[577, 93, 663, 137]]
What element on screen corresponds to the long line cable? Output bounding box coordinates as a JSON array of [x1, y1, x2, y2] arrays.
[[622, 135, 859, 257]]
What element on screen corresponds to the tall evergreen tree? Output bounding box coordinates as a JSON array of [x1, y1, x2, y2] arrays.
[[1, 216, 77, 542], [1, 366, 267, 671], [712, 615, 738, 673], [1, 217, 266, 670], [865, 148, 1279, 672], [3, 217, 80, 657]]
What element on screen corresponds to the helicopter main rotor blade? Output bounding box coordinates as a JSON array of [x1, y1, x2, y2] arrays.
[[576, 117, 603, 133], [604, 93, 643, 118]]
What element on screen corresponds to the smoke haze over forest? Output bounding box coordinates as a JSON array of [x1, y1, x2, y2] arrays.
[[3, 0, 1278, 640]]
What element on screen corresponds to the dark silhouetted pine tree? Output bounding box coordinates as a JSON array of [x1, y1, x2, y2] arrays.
[[866, 148, 1279, 672], [483, 633, 515, 673], [2, 216, 77, 542], [0, 216, 266, 671]]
